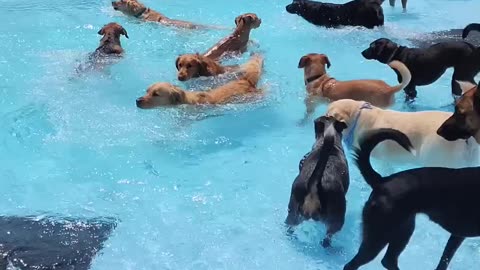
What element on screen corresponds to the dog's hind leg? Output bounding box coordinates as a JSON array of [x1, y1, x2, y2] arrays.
[[381, 216, 415, 270], [434, 235, 465, 270], [344, 236, 389, 270], [403, 83, 417, 103]]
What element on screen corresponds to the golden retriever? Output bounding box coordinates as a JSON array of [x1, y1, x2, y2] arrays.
[[175, 53, 239, 81], [111, 0, 212, 29], [203, 13, 261, 60]]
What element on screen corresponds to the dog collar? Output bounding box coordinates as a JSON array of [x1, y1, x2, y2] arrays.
[[134, 7, 148, 18], [305, 74, 323, 85], [343, 102, 373, 149], [386, 47, 400, 63]]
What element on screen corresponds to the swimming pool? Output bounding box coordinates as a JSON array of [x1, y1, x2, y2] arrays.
[[1, 0, 479, 269]]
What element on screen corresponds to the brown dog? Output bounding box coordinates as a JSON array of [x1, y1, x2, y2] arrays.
[[203, 13, 261, 61], [136, 54, 264, 108], [95, 22, 129, 55], [75, 22, 128, 73], [438, 82, 480, 144], [111, 0, 209, 29], [175, 53, 239, 81], [299, 53, 411, 119]]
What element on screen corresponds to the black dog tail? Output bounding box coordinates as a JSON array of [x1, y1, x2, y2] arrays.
[[353, 129, 414, 188], [462, 23, 480, 39], [306, 124, 336, 190]]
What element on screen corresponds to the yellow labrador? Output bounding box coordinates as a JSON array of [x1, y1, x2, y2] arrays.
[[326, 99, 480, 168]]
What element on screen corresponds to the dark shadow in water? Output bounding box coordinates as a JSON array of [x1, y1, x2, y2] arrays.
[[0, 216, 117, 270], [409, 28, 480, 48]]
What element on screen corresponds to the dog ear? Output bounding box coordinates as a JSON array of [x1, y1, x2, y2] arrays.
[[314, 118, 325, 139], [334, 120, 347, 132], [196, 55, 215, 76], [298, 56, 311, 68], [120, 27, 129, 38], [320, 54, 331, 69], [175, 56, 181, 70], [235, 15, 244, 26], [169, 87, 186, 104]]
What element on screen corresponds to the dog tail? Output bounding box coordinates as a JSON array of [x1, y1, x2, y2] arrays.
[[306, 123, 336, 190], [241, 54, 264, 86], [354, 128, 414, 188], [388, 60, 412, 93], [462, 23, 480, 39]]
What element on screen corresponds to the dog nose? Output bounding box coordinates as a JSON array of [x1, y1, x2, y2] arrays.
[[178, 76, 186, 81], [136, 98, 143, 107]]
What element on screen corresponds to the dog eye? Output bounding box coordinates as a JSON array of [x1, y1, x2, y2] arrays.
[[152, 92, 159, 97], [186, 64, 192, 69]]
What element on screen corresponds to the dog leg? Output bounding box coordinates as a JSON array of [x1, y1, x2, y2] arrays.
[[434, 235, 464, 270], [299, 96, 320, 125], [381, 217, 415, 270], [344, 237, 389, 270], [403, 84, 417, 103]]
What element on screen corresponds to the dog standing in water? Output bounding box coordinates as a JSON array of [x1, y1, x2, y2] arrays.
[[286, 116, 349, 248], [203, 13, 261, 61]]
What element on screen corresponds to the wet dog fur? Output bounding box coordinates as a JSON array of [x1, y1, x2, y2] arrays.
[[136, 54, 263, 108], [286, 115, 349, 248], [345, 128, 480, 270], [175, 53, 239, 81], [203, 13, 261, 61]]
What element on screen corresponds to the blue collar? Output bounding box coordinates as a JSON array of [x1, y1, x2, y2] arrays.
[[343, 102, 372, 149]]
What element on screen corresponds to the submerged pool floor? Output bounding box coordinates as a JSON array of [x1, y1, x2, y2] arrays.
[[1, 0, 479, 269]]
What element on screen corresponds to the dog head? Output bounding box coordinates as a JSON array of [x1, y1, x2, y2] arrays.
[[285, 116, 346, 227], [136, 83, 186, 109], [326, 99, 366, 129], [286, 0, 305, 14], [98, 22, 129, 40], [361, 38, 399, 64], [111, 0, 147, 17], [298, 53, 331, 81], [234, 13, 261, 29], [437, 82, 480, 143], [175, 54, 210, 81]]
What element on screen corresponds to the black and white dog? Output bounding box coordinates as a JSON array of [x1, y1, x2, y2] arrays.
[[286, 0, 384, 29], [286, 115, 349, 247], [345, 128, 480, 270]]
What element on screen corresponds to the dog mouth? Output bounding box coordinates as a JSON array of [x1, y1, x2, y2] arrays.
[[286, 4, 299, 14], [361, 49, 373, 59]]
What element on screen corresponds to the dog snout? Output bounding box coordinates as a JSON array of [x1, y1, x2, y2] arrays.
[[361, 49, 372, 59], [136, 97, 144, 107], [177, 74, 187, 81]]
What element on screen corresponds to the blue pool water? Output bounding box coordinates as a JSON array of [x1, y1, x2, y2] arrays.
[[1, 0, 480, 269]]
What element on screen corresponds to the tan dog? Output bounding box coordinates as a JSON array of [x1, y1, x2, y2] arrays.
[[175, 53, 239, 81], [438, 82, 480, 144], [299, 53, 411, 118], [326, 99, 480, 168], [203, 13, 261, 60], [136, 54, 264, 108], [111, 0, 209, 29]]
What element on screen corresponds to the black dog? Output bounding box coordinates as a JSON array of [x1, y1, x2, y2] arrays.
[[345, 128, 480, 270], [463, 23, 480, 40], [286, 115, 349, 248], [285, 0, 384, 29], [362, 38, 480, 101]]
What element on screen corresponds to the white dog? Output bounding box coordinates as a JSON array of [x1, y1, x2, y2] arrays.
[[326, 99, 479, 168]]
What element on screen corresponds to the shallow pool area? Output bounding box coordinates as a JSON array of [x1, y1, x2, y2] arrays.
[[1, 0, 480, 269]]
